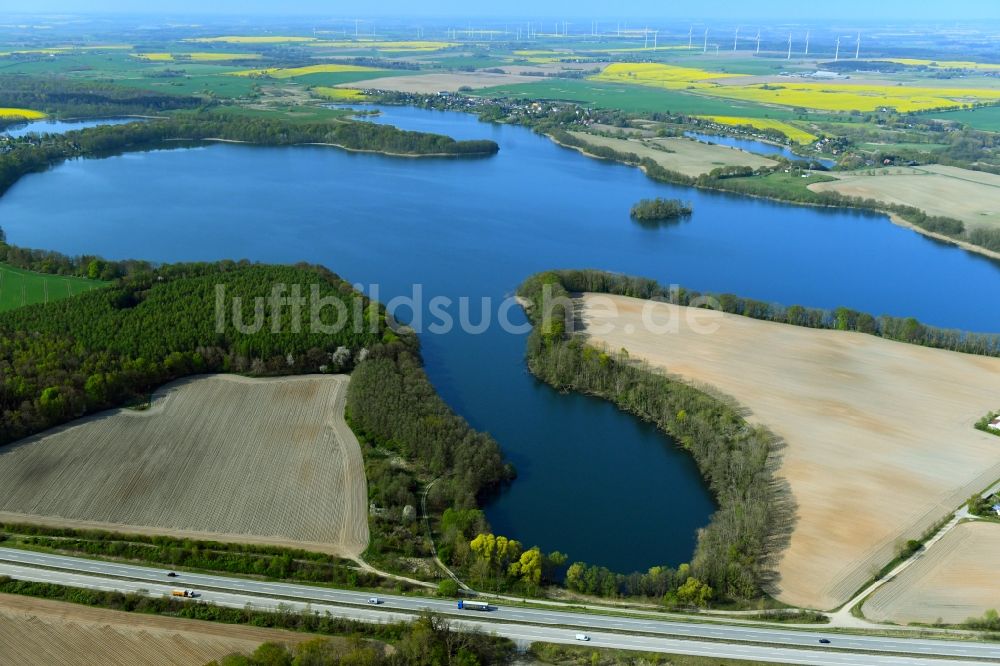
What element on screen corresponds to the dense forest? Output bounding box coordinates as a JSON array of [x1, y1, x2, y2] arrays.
[[548, 268, 1000, 355], [346, 338, 514, 568], [0, 75, 204, 120], [629, 198, 693, 221], [0, 114, 499, 197], [517, 272, 788, 602], [0, 261, 386, 445]]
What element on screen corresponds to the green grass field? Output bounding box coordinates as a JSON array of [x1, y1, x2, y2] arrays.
[[926, 105, 1000, 132], [474, 78, 796, 118], [0, 264, 107, 312]]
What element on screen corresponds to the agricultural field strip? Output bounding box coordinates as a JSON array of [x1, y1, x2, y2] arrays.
[[861, 521, 1000, 624], [339, 71, 540, 94], [576, 294, 1000, 611], [809, 165, 1000, 229], [564, 131, 777, 177], [0, 375, 368, 557], [0, 592, 310, 666], [0, 550, 998, 661], [588, 62, 1000, 112]]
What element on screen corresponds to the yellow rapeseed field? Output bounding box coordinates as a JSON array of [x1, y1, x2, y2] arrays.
[[186, 36, 317, 44], [0, 45, 131, 56], [0, 108, 46, 120], [591, 62, 745, 90], [229, 64, 381, 78], [133, 52, 262, 61], [705, 82, 1000, 112], [886, 58, 1000, 71], [591, 62, 1000, 112], [313, 87, 366, 100], [311, 40, 458, 51], [696, 115, 818, 144]]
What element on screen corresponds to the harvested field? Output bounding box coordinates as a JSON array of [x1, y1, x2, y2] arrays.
[[861, 521, 1000, 624], [577, 293, 1000, 610], [343, 71, 537, 93], [0, 375, 368, 557], [809, 164, 1000, 230], [0, 592, 318, 666], [565, 131, 776, 177]]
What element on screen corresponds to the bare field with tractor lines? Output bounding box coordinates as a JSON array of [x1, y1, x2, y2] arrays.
[[861, 521, 1000, 625], [565, 131, 776, 177], [0, 592, 318, 666], [809, 164, 1000, 231], [0, 374, 369, 557], [577, 293, 1000, 611]]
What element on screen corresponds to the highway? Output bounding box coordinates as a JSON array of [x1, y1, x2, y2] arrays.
[[1, 548, 997, 666]]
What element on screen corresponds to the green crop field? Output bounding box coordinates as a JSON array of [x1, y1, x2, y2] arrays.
[[474, 78, 795, 118], [289, 69, 419, 87], [0, 264, 107, 312], [113, 72, 260, 98], [926, 105, 1000, 132]]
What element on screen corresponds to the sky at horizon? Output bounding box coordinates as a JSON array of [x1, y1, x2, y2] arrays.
[[10, 0, 1000, 21]]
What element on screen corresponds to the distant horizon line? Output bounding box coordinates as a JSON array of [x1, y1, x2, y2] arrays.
[[5, 12, 1000, 23]]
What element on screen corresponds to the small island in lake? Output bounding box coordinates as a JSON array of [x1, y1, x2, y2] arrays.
[[630, 198, 693, 222]]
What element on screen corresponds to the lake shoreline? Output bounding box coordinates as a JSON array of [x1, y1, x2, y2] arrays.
[[549, 132, 1000, 264]]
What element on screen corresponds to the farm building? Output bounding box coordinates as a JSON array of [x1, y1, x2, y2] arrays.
[[989, 417, 1000, 430]]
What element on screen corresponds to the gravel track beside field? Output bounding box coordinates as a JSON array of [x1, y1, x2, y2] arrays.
[[861, 521, 1000, 624], [0, 592, 317, 666], [577, 293, 1000, 611], [0, 375, 368, 557]]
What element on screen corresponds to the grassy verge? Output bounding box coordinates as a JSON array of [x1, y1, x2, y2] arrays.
[[0, 524, 414, 593]]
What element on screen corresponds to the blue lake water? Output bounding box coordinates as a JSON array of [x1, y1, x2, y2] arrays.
[[2, 117, 142, 139], [0, 105, 997, 572], [684, 131, 836, 167]]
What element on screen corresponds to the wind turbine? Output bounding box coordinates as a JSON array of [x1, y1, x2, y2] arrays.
[[755, 31, 761, 55], [835, 36, 841, 61], [703, 28, 709, 54], [733, 26, 740, 52], [688, 25, 694, 50], [804, 30, 810, 56], [855, 32, 861, 59], [787, 32, 792, 60]]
